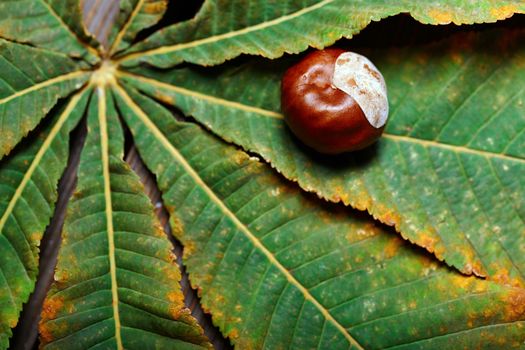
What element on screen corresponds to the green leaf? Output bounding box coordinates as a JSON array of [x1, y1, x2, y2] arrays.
[[112, 85, 525, 350], [0, 89, 90, 349], [118, 0, 525, 68], [39, 85, 211, 350], [46, 0, 100, 50], [0, 0, 99, 62], [107, 0, 168, 55], [119, 27, 525, 283], [0, 38, 91, 159]]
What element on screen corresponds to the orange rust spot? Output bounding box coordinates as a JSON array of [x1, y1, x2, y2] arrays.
[[167, 290, 185, 305], [40, 296, 64, 323], [143, 1, 167, 14], [381, 211, 401, 227], [428, 9, 453, 24], [183, 239, 197, 258], [501, 288, 525, 321], [414, 232, 442, 257], [466, 319, 474, 328], [492, 268, 524, 288], [30, 231, 42, 243], [383, 238, 402, 258], [449, 274, 476, 290], [228, 328, 239, 339], [490, 5, 517, 20], [154, 91, 175, 105], [39, 322, 54, 344], [169, 214, 185, 240]]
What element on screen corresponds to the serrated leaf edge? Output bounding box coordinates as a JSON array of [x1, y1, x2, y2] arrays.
[[0, 71, 88, 107], [108, 0, 145, 56], [0, 87, 89, 234], [39, 0, 99, 57], [111, 81, 365, 350]]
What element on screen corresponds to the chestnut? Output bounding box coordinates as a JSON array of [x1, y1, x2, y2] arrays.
[[281, 48, 389, 154]]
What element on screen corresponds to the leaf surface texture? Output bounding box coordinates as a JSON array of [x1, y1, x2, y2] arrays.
[[113, 86, 525, 350], [39, 86, 211, 350]]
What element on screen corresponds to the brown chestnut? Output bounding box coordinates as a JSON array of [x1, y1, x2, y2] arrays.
[[281, 48, 388, 154]]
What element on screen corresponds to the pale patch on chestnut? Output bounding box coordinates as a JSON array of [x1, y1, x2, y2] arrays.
[[332, 52, 388, 129], [281, 48, 388, 154]]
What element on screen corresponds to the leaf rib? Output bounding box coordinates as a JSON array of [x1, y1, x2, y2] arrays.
[[0, 87, 87, 234], [96, 86, 123, 350], [120, 71, 525, 165], [111, 82, 365, 350], [117, 0, 338, 64], [0, 70, 88, 106], [108, 0, 145, 55]]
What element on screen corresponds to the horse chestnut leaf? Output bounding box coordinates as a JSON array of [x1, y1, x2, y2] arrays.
[[281, 48, 389, 154]]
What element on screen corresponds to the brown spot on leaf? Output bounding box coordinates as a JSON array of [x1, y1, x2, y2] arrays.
[[40, 296, 64, 326], [501, 287, 525, 321], [228, 328, 239, 339], [383, 238, 402, 258]]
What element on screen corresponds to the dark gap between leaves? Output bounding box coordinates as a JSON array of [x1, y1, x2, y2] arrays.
[[345, 13, 525, 49], [132, 0, 205, 46], [115, 98, 233, 350], [9, 96, 91, 350]]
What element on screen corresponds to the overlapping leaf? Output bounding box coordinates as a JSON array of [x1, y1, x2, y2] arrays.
[[39, 86, 211, 349], [120, 28, 525, 283], [112, 86, 525, 350], [0, 0, 98, 62], [0, 90, 90, 349], [0, 0, 523, 348], [0, 39, 91, 159], [118, 0, 525, 68], [107, 0, 168, 55]]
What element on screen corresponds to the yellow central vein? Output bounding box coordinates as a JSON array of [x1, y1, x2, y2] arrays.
[[97, 86, 123, 350], [116, 71, 283, 118], [111, 82, 364, 350], [0, 88, 86, 234], [119, 71, 525, 165], [118, 0, 336, 63], [109, 0, 145, 55], [0, 70, 88, 106], [382, 134, 525, 164]]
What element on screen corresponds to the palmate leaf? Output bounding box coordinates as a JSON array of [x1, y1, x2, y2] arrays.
[[117, 0, 525, 68], [0, 89, 90, 349], [0, 0, 98, 62], [0, 39, 91, 159], [39, 86, 211, 349], [119, 27, 525, 283], [107, 0, 168, 56], [111, 85, 525, 350]]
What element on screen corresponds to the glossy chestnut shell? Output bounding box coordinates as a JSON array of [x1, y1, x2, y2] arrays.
[[281, 48, 385, 154]]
